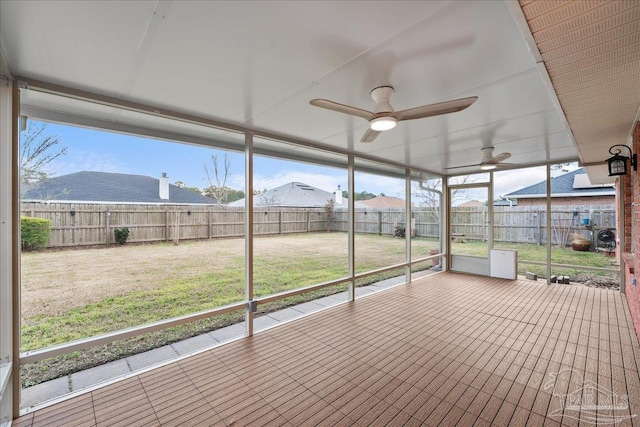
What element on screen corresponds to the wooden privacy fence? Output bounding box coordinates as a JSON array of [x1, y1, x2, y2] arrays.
[[21, 202, 615, 248], [453, 205, 616, 246]]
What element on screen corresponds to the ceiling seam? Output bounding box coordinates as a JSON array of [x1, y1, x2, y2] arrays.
[[237, 1, 458, 126], [118, 1, 172, 101]]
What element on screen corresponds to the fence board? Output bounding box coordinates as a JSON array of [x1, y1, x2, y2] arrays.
[[20, 202, 616, 248]]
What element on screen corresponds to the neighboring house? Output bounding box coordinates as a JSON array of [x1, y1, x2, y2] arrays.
[[359, 196, 408, 209], [457, 199, 484, 208], [22, 171, 216, 205], [494, 198, 517, 207], [229, 182, 357, 208], [505, 168, 614, 207]]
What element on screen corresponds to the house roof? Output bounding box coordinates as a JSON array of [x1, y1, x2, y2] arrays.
[[229, 182, 345, 208], [22, 171, 216, 204], [458, 200, 484, 207], [493, 198, 517, 207], [360, 196, 406, 209], [505, 168, 615, 199]]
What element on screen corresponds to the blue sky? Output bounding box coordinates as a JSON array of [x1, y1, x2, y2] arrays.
[[37, 120, 574, 200]]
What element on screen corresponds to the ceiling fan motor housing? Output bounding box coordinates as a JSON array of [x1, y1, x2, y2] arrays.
[[370, 86, 395, 114], [481, 146, 495, 163]]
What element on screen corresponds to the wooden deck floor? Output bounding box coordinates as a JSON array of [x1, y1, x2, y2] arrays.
[[14, 273, 640, 426]]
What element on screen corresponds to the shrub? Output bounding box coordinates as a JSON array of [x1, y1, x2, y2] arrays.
[[113, 227, 130, 245], [324, 199, 335, 232], [21, 217, 51, 250]]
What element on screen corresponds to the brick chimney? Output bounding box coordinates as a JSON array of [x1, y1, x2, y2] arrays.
[[335, 185, 343, 205]]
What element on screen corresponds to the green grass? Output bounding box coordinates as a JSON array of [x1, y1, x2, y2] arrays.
[[452, 240, 618, 280], [19, 234, 617, 387], [22, 235, 617, 352], [21, 234, 438, 351]]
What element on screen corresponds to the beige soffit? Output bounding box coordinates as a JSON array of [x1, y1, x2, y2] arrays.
[[519, 0, 640, 167]]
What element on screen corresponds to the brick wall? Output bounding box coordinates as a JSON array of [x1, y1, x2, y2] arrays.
[[515, 196, 614, 206], [626, 121, 640, 341]]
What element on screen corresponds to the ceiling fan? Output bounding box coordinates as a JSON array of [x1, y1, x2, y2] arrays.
[[310, 86, 477, 143], [446, 146, 512, 171]]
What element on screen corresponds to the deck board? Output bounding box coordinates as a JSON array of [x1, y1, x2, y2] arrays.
[[14, 273, 640, 426]]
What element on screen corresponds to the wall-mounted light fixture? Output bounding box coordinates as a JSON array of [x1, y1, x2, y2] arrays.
[[70, 209, 76, 216], [607, 144, 637, 176]]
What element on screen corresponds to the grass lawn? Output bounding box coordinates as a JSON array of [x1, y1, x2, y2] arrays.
[[21, 233, 439, 351], [21, 233, 438, 386], [452, 240, 618, 281], [20, 233, 617, 386]]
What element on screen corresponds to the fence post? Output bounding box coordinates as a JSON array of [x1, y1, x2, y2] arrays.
[[279, 210, 283, 234], [71, 206, 76, 245], [537, 210, 542, 246], [306, 210, 310, 232], [378, 211, 382, 235], [105, 206, 110, 245], [165, 210, 169, 242], [208, 210, 212, 239]]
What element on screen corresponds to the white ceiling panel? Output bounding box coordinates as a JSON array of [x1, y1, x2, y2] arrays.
[[3, 0, 637, 178]]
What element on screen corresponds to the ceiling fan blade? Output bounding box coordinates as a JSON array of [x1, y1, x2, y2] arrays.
[[310, 99, 374, 121], [492, 152, 511, 163], [445, 163, 481, 170], [395, 96, 478, 121], [361, 128, 381, 143]]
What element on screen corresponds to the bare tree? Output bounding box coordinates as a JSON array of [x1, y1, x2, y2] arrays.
[[203, 154, 231, 205], [257, 190, 280, 207], [412, 175, 476, 237], [323, 199, 335, 232], [20, 121, 67, 197]]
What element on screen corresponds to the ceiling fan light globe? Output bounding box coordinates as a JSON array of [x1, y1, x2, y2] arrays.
[[370, 117, 397, 131], [480, 164, 497, 171]]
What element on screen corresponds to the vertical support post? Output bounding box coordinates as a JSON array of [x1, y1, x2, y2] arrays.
[[306, 210, 310, 232], [0, 75, 17, 423], [11, 81, 21, 418], [244, 132, 254, 336], [208, 210, 212, 239], [442, 178, 449, 272], [405, 169, 411, 281], [546, 164, 552, 284], [347, 155, 355, 302], [488, 172, 494, 251], [279, 210, 283, 235], [378, 211, 382, 235]]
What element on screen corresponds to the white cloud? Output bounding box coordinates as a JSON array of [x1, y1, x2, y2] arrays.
[[354, 173, 405, 197], [51, 150, 126, 176], [493, 166, 546, 197]]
